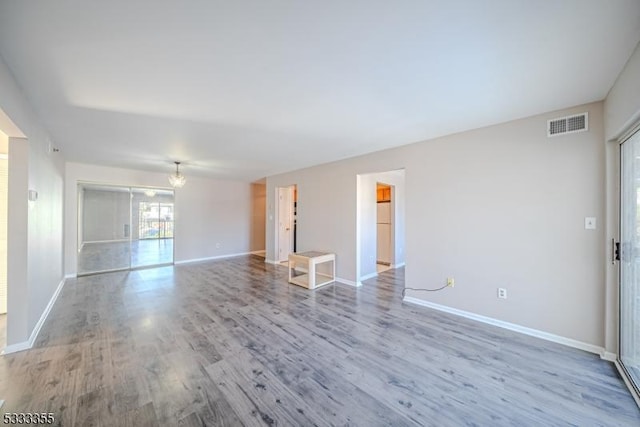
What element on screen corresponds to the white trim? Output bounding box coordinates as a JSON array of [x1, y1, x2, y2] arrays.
[[359, 271, 378, 282], [616, 116, 640, 144], [175, 251, 256, 265], [64, 273, 77, 279], [402, 296, 605, 356], [2, 340, 31, 355], [264, 259, 280, 265], [601, 351, 617, 362], [393, 262, 406, 268], [82, 238, 129, 244], [28, 278, 65, 346], [336, 277, 361, 287], [2, 278, 66, 355], [614, 359, 640, 408], [251, 250, 266, 255]]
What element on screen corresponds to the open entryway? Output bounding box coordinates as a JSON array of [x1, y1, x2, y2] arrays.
[[77, 183, 175, 275], [275, 185, 297, 263], [376, 183, 393, 273], [356, 169, 405, 285]]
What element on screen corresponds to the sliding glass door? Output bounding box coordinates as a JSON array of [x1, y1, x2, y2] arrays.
[[131, 188, 174, 269], [620, 128, 640, 395], [77, 184, 132, 274], [77, 184, 174, 275]]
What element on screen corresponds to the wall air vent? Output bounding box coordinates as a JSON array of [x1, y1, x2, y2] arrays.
[[547, 112, 588, 137]]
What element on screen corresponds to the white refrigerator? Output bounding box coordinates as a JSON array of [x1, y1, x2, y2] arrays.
[[377, 202, 391, 264]]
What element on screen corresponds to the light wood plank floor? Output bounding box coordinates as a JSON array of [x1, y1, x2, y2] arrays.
[[1, 255, 638, 426], [78, 239, 174, 275]]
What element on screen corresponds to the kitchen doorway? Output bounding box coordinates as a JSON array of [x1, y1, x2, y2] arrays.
[[376, 183, 393, 273], [356, 169, 405, 284]]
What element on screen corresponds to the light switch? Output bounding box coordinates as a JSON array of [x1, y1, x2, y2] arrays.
[[585, 217, 596, 230]]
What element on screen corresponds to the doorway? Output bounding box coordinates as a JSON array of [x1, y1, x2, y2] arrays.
[[77, 183, 175, 275], [376, 183, 393, 273], [356, 169, 405, 284], [619, 126, 640, 398], [275, 185, 297, 262]]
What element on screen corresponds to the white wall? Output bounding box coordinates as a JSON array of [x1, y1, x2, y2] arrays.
[[357, 169, 405, 281], [267, 101, 605, 348], [603, 40, 640, 355], [605, 41, 640, 141], [7, 137, 29, 345], [0, 133, 7, 314], [174, 175, 252, 262], [65, 162, 254, 275], [0, 55, 65, 348]]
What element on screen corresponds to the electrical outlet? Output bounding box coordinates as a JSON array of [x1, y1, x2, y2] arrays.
[[498, 288, 507, 299], [446, 277, 454, 287]]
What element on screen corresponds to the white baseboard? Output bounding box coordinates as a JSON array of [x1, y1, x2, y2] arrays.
[[402, 296, 605, 357], [359, 272, 378, 282], [601, 351, 617, 362], [175, 251, 255, 265], [82, 238, 129, 244], [251, 250, 266, 255], [264, 259, 282, 265], [2, 277, 66, 355], [336, 277, 361, 287], [393, 262, 406, 268], [2, 340, 31, 355], [64, 273, 77, 279]]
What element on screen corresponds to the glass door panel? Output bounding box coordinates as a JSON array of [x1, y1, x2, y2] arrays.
[[620, 128, 640, 393], [77, 184, 132, 274], [130, 188, 174, 269]]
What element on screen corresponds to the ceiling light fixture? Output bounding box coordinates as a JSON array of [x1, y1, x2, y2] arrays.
[[144, 189, 157, 197], [168, 161, 186, 188]]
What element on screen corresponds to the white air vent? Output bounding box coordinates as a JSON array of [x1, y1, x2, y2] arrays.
[[547, 112, 588, 137]]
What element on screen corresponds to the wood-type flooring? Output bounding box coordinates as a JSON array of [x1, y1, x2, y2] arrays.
[[0, 255, 638, 426]]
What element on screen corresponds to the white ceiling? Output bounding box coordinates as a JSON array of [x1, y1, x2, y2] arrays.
[[1, 1, 639, 182]]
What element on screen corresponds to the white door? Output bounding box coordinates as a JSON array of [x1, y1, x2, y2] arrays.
[[277, 187, 294, 262]]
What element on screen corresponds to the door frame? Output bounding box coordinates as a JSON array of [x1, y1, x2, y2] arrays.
[[76, 182, 176, 275], [617, 122, 640, 406], [274, 185, 296, 263], [375, 181, 395, 267]]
